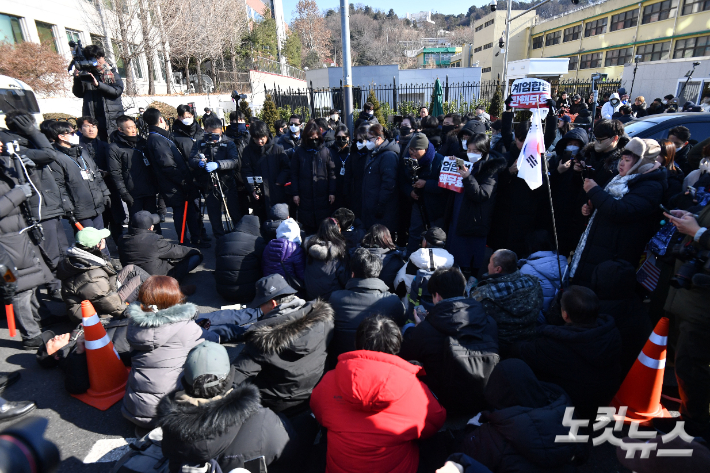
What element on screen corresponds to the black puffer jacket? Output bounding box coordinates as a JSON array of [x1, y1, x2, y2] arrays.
[[108, 130, 156, 200], [0, 156, 53, 292], [304, 239, 347, 301], [328, 278, 405, 362], [158, 379, 291, 473], [400, 144, 448, 225], [241, 138, 291, 210], [233, 298, 335, 413], [277, 132, 300, 152], [53, 144, 110, 219], [189, 137, 240, 192], [511, 314, 622, 420], [343, 147, 369, 217], [362, 139, 399, 233], [462, 359, 583, 473], [362, 247, 406, 292], [353, 111, 379, 131], [399, 297, 499, 413], [446, 152, 508, 238], [171, 120, 204, 161], [72, 70, 124, 138], [290, 142, 336, 230], [572, 169, 667, 287], [145, 126, 195, 199], [215, 215, 266, 303], [0, 129, 64, 221], [119, 227, 200, 276]]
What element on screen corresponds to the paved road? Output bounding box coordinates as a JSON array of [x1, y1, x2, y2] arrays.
[[0, 211, 632, 472]]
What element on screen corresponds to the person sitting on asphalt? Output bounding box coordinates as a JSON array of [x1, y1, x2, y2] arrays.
[[471, 249, 543, 357], [332, 207, 365, 252], [119, 211, 202, 286], [358, 224, 406, 293], [262, 217, 306, 291], [304, 218, 348, 301], [328, 248, 405, 366], [261, 203, 290, 243], [58, 227, 150, 323], [511, 285, 622, 420], [122, 276, 205, 430], [214, 214, 266, 303], [399, 267, 499, 414], [158, 341, 296, 473], [231, 273, 334, 416], [310, 314, 446, 473]]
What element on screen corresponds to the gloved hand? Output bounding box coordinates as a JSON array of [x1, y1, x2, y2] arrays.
[[66, 211, 78, 225], [104, 196, 111, 208], [21, 155, 36, 170], [12, 115, 36, 136], [205, 162, 219, 173], [198, 160, 206, 168], [122, 193, 134, 207], [17, 184, 33, 198], [505, 95, 513, 111]]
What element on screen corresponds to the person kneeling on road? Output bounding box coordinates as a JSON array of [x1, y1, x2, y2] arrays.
[[119, 211, 202, 285]]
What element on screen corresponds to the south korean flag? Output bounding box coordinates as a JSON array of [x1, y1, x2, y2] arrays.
[[516, 107, 547, 190]]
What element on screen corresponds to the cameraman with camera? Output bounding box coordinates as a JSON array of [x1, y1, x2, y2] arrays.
[[658, 206, 710, 441], [71, 43, 124, 142], [190, 117, 241, 238]]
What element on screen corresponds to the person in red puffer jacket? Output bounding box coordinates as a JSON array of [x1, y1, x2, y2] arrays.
[[311, 314, 446, 473]]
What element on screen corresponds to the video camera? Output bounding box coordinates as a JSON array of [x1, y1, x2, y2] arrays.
[[231, 90, 248, 102], [669, 243, 710, 289], [67, 40, 99, 81], [247, 176, 264, 198], [0, 417, 60, 472]]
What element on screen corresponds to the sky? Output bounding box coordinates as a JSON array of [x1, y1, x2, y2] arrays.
[[280, 0, 483, 24]]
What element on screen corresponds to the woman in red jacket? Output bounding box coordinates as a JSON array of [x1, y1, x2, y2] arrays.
[[311, 314, 446, 473]]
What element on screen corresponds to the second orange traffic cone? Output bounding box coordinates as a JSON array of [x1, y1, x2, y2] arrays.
[[71, 300, 129, 410], [610, 317, 672, 425]]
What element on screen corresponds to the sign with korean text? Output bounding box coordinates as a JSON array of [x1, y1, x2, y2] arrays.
[[510, 78, 551, 109], [438, 157, 471, 193]]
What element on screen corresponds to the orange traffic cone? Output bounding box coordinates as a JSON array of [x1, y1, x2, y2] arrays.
[[71, 300, 129, 410], [610, 317, 672, 425]]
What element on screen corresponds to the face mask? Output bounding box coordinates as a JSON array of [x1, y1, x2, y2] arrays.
[[662, 100, 668, 105], [442, 125, 455, 134], [594, 139, 614, 153], [610, 100, 619, 106], [676, 144, 684, 151], [367, 110, 374, 116], [566, 145, 580, 156], [306, 139, 320, 149], [205, 133, 221, 142], [365, 140, 376, 150], [461, 139, 468, 149], [330, 115, 339, 121], [289, 124, 300, 133], [181, 117, 194, 126], [467, 152, 482, 163], [67, 134, 80, 146], [237, 123, 247, 132], [356, 141, 366, 150], [336, 137, 349, 147], [120, 132, 139, 143], [400, 126, 411, 136]]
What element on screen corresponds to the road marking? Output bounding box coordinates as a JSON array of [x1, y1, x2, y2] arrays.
[[83, 438, 137, 463]]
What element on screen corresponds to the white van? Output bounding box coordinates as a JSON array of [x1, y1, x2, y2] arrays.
[[0, 75, 43, 129]]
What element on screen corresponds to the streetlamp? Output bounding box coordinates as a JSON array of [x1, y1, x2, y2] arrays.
[[629, 55, 642, 98]]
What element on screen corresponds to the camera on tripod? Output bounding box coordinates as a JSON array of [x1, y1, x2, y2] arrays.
[[669, 243, 710, 289], [67, 40, 99, 81], [405, 158, 422, 191], [231, 90, 248, 102], [247, 176, 264, 198]]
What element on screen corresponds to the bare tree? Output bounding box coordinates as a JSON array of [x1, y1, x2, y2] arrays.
[[291, 0, 331, 63]]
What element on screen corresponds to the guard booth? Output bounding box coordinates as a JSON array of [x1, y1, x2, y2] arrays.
[[507, 58, 571, 82]]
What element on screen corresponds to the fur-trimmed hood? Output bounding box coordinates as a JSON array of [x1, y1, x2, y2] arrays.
[[158, 381, 262, 445], [247, 299, 334, 355], [127, 302, 197, 328], [307, 239, 344, 261]]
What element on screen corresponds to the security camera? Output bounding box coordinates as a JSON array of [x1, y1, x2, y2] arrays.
[[489, 0, 497, 11], [634, 55, 642, 63], [693, 61, 701, 66], [590, 73, 607, 81]]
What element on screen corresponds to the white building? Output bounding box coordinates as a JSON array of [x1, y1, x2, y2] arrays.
[[406, 11, 435, 25]]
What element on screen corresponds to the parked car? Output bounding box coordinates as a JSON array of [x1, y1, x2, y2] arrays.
[[623, 112, 710, 144], [0, 75, 43, 128]]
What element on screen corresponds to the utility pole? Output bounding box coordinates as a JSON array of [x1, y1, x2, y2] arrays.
[[502, 0, 512, 99], [340, 0, 354, 133]]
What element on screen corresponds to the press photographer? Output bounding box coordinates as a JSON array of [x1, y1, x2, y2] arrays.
[[70, 42, 124, 142], [659, 206, 710, 441]]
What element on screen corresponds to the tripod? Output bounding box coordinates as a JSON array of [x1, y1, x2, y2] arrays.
[[405, 158, 430, 231], [201, 146, 234, 233]]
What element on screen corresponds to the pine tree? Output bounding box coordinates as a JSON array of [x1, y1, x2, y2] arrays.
[[260, 94, 279, 135], [488, 83, 503, 120], [240, 98, 252, 120], [367, 89, 387, 128]]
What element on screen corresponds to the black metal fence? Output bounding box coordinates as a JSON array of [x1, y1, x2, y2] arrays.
[[264, 77, 622, 122]]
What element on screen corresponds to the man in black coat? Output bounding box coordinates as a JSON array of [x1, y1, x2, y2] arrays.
[[108, 116, 158, 222], [328, 249, 405, 365], [215, 215, 266, 302], [232, 273, 335, 416], [189, 117, 242, 239], [354, 102, 379, 131], [172, 104, 205, 162], [400, 267, 499, 414], [71, 44, 124, 142], [143, 108, 206, 247], [511, 285, 622, 420], [668, 126, 694, 175], [240, 121, 290, 222], [119, 211, 202, 282], [277, 114, 302, 153]]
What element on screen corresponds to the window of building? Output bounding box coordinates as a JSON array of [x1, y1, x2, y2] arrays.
[[610, 9, 639, 31], [580, 52, 602, 69], [642, 0, 678, 24], [474, 46, 483, 53], [568, 56, 579, 70], [483, 42, 493, 50], [111, 40, 126, 77], [682, 0, 710, 14], [546, 30, 561, 46], [674, 35, 710, 58], [585, 18, 607, 37], [564, 25, 582, 42], [35, 21, 58, 53], [605, 47, 633, 66], [0, 13, 24, 44], [65, 28, 81, 44], [637, 41, 671, 61], [475, 24, 483, 32], [532, 36, 543, 49], [484, 19, 494, 27], [130, 45, 143, 79], [90, 33, 107, 52], [482, 67, 492, 73]]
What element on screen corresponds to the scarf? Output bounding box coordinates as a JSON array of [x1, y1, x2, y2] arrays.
[[99, 62, 115, 84], [418, 142, 436, 169], [569, 173, 636, 278]]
